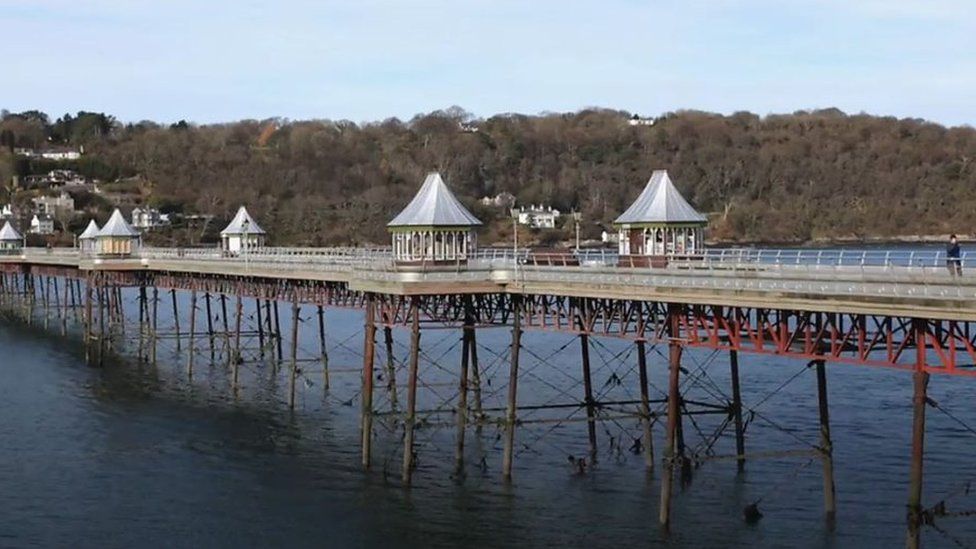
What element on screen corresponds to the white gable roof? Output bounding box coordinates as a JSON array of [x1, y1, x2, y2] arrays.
[[221, 206, 266, 236], [97, 209, 140, 238], [79, 219, 100, 240], [614, 170, 707, 225], [388, 172, 482, 227], [0, 220, 22, 241]]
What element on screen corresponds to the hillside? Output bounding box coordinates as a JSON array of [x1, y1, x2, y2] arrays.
[[2, 107, 975, 246]]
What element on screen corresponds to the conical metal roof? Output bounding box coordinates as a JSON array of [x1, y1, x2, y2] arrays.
[[388, 172, 482, 227], [614, 170, 707, 225], [0, 220, 22, 241], [221, 206, 266, 236], [97, 209, 140, 238], [79, 219, 100, 240]]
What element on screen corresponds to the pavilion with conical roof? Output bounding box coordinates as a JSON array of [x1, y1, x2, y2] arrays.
[[220, 206, 267, 253], [388, 172, 481, 263], [78, 219, 100, 253], [96, 208, 141, 257], [613, 170, 707, 262], [0, 220, 23, 252]]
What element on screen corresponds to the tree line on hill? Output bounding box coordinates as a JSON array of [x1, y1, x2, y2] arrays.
[[1, 106, 974, 246]]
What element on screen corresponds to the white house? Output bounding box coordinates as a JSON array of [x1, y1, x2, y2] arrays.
[[131, 207, 170, 230], [30, 214, 55, 235], [220, 206, 266, 253], [78, 219, 100, 253], [516, 205, 561, 229], [628, 114, 655, 127], [0, 221, 23, 251], [32, 191, 76, 217], [39, 148, 82, 161], [479, 192, 516, 209], [0, 204, 14, 219]]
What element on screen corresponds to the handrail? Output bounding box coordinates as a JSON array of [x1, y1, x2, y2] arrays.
[[3, 246, 973, 287]]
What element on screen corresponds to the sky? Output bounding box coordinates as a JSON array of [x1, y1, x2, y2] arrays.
[[2, 0, 974, 126]]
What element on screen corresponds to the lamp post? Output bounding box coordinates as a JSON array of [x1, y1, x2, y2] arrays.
[[510, 207, 519, 278], [572, 210, 582, 253], [242, 218, 250, 272]]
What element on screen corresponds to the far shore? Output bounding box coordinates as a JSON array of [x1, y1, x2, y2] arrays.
[[708, 234, 966, 248]]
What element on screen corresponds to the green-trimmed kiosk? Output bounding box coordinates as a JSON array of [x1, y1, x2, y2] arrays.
[[388, 172, 481, 265], [614, 170, 707, 267]]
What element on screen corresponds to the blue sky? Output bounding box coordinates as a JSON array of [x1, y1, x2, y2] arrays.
[[2, 0, 974, 125]]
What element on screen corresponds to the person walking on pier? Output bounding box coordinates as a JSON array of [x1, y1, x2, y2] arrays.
[[947, 234, 963, 277]]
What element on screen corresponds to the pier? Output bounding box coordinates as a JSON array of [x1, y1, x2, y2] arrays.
[[0, 173, 973, 548], [1, 245, 975, 547]]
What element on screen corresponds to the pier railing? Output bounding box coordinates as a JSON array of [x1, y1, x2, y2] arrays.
[[5, 246, 974, 283]]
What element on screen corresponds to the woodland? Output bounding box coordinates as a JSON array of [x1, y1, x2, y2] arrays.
[[2, 107, 974, 246]]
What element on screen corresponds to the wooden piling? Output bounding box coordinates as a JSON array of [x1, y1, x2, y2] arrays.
[[232, 294, 243, 389], [220, 294, 230, 360], [402, 297, 421, 485], [97, 282, 107, 367], [384, 326, 398, 408], [187, 290, 197, 378], [171, 289, 181, 351], [264, 299, 274, 359], [205, 292, 215, 360], [454, 307, 473, 476], [730, 350, 746, 473], [70, 278, 79, 322], [470, 319, 483, 430], [151, 287, 159, 366], [55, 277, 66, 336], [84, 276, 94, 365], [502, 296, 522, 480], [580, 332, 598, 460], [273, 300, 283, 363], [906, 369, 929, 549], [317, 304, 330, 390], [659, 309, 682, 530], [256, 298, 265, 358], [42, 276, 50, 330], [115, 287, 125, 339], [815, 359, 836, 521], [138, 285, 147, 360], [361, 294, 377, 469], [637, 339, 654, 469], [289, 299, 300, 409]]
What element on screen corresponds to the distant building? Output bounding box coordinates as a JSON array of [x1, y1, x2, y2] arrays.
[[47, 169, 87, 187], [0, 204, 15, 220], [220, 206, 267, 253], [14, 147, 83, 160], [628, 114, 655, 127], [479, 192, 516, 209], [95, 209, 140, 257], [78, 219, 100, 253], [0, 221, 23, 251], [516, 204, 561, 229], [131, 207, 170, 230], [18, 170, 86, 190], [459, 122, 479, 133], [30, 214, 55, 235], [32, 191, 76, 217]]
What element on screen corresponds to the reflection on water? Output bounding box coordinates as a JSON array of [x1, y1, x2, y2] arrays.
[[2, 299, 976, 549]]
